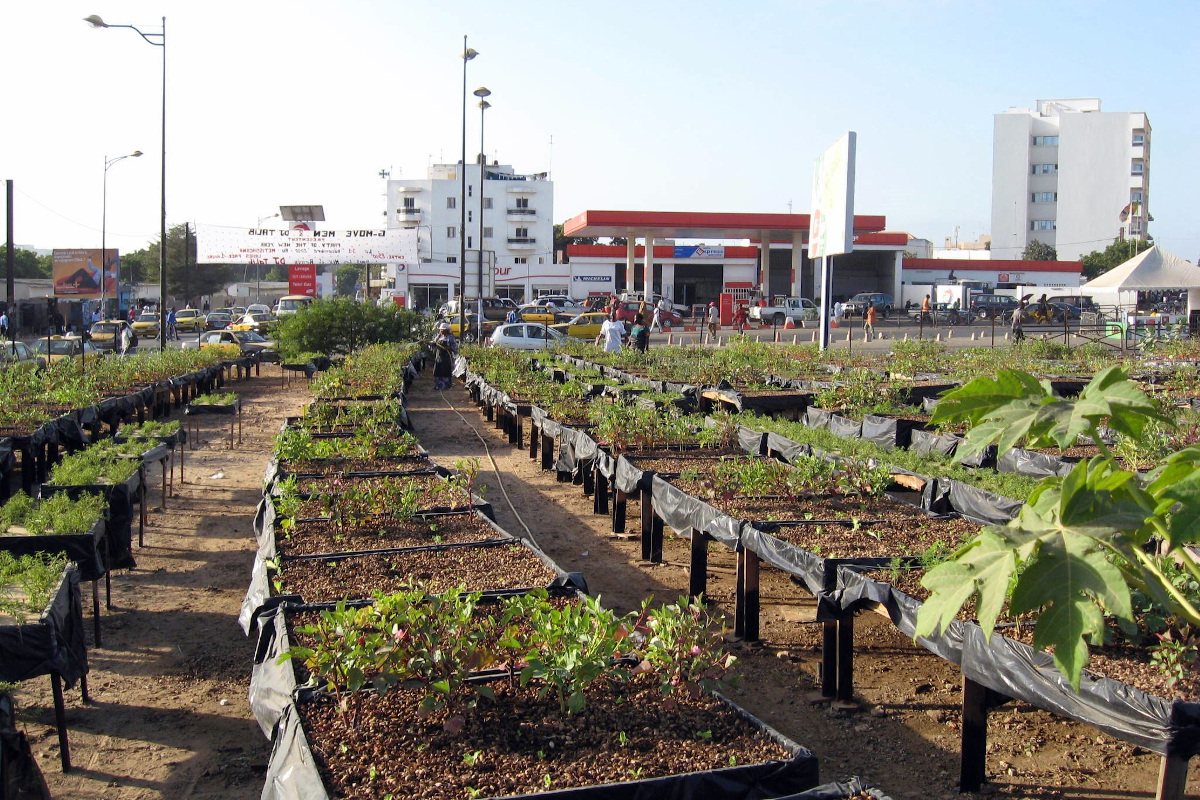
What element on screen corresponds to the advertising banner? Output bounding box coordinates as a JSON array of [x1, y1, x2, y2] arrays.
[[673, 245, 726, 259], [288, 264, 318, 296], [196, 224, 418, 265], [808, 132, 857, 259], [52, 249, 118, 299]]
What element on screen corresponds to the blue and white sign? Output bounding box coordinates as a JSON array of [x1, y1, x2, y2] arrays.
[[573, 275, 611, 283], [673, 246, 726, 259]]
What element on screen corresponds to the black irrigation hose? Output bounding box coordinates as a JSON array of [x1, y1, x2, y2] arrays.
[[436, 387, 540, 549]]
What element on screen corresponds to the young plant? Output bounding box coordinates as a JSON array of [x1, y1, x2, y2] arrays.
[[632, 595, 738, 700]]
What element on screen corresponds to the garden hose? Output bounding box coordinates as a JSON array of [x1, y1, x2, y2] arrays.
[[437, 388, 540, 549]]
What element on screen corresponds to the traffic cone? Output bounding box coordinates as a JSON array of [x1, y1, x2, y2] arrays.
[[783, 317, 796, 329]]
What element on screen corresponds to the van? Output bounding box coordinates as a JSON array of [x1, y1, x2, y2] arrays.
[[274, 295, 315, 316]]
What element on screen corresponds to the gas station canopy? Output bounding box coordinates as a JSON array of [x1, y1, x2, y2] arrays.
[[562, 210, 887, 242]]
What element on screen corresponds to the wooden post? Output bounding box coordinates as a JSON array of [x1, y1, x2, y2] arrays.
[[689, 529, 708, 600], [612, 489, 627, 533], [640, 494, 654, 560], [528, 424, 539, 459], [540, 432, 554, 471], [594, 469, 609, 515], [822, 622, 838, 697], [837, 613, 855, 701], [960, 677, 990, 792], [1156, 755, 1190, 800], [734, 549, 760, 641], [51, 672, 71, 772]]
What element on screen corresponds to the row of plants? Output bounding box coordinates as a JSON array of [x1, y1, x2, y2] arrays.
[[0, 552, 71, 625], [310, 343, 423, 400], [0, 493, 107, 538], [45, 440, 152, 488]]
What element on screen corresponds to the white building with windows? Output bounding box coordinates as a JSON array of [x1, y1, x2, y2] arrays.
[[383, 160, 554, 312], [990, 98, 1151, 262]]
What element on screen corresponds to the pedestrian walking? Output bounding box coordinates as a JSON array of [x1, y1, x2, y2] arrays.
[[1012, 299, 1026, 344], [119, 323, 136, 355], [734, 305, 749, 334], [431, 322, 459, 390], [628, 313, 650, 353], [596, 311, 625, 353], [706, 302, 719, 341], [864, 302, 877, 341], [0, 309, 8, 339], [921, 294, 932, 326], [167, 308, 179, 340]]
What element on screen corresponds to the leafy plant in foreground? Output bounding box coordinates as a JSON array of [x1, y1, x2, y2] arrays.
[[916, 366, 1200, 690]]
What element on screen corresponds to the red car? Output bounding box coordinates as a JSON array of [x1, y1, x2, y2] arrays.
[[612, 301, 682, 326]]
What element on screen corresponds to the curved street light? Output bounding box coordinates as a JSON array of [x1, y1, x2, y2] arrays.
[[102, 150, 142, 320], [86, 14, 167, 349], [474, 88, 491, 315], [458, 38, 478, 338]]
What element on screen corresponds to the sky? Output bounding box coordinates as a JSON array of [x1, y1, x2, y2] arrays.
[[5, 0, 1198, 261]]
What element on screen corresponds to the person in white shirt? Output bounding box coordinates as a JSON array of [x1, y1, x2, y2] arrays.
[[0, 310, 8, 338], [596, 312, 625, 353], [706, 302, 719, 340]]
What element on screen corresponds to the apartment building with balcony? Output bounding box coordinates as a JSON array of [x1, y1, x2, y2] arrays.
[[990, 98, 1150, 262], [384, 160, 554, 311]]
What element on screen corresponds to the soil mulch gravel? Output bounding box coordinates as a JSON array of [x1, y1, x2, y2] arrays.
[[760, 515, 980, 560], [277, 512, 505, 557], [298, 679, 797, 800], [277, 543, 559, 602]]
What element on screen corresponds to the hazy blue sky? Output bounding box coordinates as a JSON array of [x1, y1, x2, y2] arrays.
[[5, 1, 1198, 261]]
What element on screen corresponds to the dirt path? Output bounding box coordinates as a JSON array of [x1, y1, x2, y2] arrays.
[[13, 365, 1197, 800]]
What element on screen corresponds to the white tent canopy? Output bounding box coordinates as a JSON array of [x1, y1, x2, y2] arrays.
[[1082, 246, 1200, 290]]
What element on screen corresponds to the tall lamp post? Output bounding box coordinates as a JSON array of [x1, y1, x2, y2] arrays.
[[85, 14, 167, 350], [102, 150, 142, 320], [256, 213, 280, 303], [458, 37, 478, 338], [474, 88, 491, 314]]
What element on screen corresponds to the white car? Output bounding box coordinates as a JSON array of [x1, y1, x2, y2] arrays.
[[246, 303, 271, 316], [487, 323, 566, 350]]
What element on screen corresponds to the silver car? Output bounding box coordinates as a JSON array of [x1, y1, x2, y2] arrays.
[[487, 323, 566, 350]]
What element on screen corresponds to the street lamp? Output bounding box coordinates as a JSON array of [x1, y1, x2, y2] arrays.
[[458, 37, 478, 338], [102, 150, 142, 320], [86, 14, 167, 350], [256, 213, 280, 302], [474, 88, 491, 315]]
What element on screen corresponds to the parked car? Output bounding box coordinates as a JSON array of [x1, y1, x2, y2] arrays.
[[969, 294, 1021, 321], [174, 308, 206, 332], [230, 312, 278, 335], [274, 295, 314, 317], [842, 292, 894, 318], [549, 311, 611, 339], [1046, 295, 1098, 315], [440, 313, 497, 343], [613, 301, 681, 325], [183, 330, 280, 362], [204, 311, 233, 331], [487, 323, 566, 350], [89, 320, 136, 352], [0, 341, 44, 370], [246, 303, 272, 316], [514, 306, 561, 326], [907, 302, 974, 326], [526, 296, 586, 314], [1018, 301, 1078, 324], [30, 335, 102, 364], [131, 312, 161, 338]]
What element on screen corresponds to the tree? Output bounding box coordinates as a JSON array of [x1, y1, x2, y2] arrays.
[[336, 265, 360, 297], [1080, 238, 1154, 280], [0, 246, 51, 279], [1021, 240, 1057, 261], [127, 223, 235, 304], [272, 296, 429, 356], [609, 236, 628, 247]]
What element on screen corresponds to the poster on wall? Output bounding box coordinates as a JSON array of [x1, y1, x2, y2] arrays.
[[195, 224, 417, 265], [52, 248, 118, 298]]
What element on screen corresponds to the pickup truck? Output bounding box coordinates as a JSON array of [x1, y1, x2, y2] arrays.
[[748, 297, 819, 326]]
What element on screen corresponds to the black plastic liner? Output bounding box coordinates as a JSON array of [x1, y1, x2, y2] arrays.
[[0, 517, 107, 582], [861, 415, 925, 451], [39, 476, 138, 570], [704, 387, 812, 416], [0, 566, 87, 689], [259, 688, 819, 800], [0, 689, 51, 798], [803, 407, 832, 431], [908, 428, 960, 458], [778, 777, 892, 799], [825, 414, 862, 440], [940, 479, 1022, 525], [997, 447, 1075, 478], [649, 475, 741, 550]]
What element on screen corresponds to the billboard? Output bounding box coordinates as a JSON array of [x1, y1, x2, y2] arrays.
[[196, 224, 418, 266], [289, 264, 317, 296], [808, 132, 857, 259], [53, 249, 119, 299]]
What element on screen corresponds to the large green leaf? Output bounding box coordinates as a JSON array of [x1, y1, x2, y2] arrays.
[[1071, 366, 1172, 442], [915, 530, 1018, 642], [930, 370, 1050, 429], [1008, 530, 1131, 691]]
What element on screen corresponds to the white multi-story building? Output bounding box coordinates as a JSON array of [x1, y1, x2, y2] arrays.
[[383, 160, 554, 312], [990, 98, 1150, 262]]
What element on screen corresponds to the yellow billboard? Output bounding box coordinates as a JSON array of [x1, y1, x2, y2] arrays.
[[53, 249, 118, 299]]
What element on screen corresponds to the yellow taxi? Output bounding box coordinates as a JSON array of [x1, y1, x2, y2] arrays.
[[175, 308, 206, 332], [88, 320, 134, 352], [549, 311, 610, 339], [514, 306, 561, 325], [30, 335, 102, 364], [440, 313, 496, 343], [131, 312, 161, 338]]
